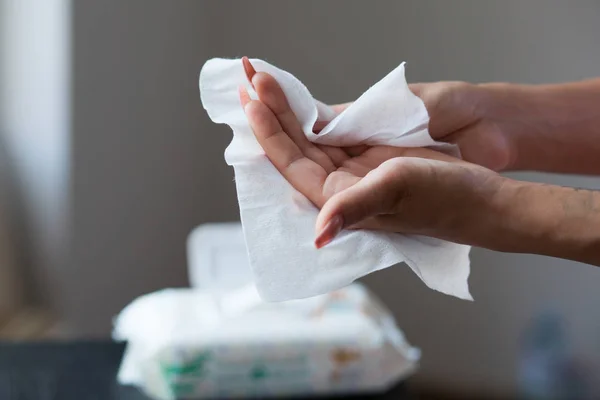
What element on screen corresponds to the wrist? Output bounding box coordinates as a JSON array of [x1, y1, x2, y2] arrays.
[[465, 176, 546, 253], [452, 174, 527, 251], [478, 80, 600, 174], [475, 82, 544, 171], [489, 179, 600, 265]]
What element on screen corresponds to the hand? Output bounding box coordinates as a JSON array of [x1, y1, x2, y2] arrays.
[[320, 82, 515, 171], [239, 58, 505, 248]]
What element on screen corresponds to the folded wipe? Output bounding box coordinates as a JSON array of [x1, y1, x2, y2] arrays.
[[200, 58, 472, 301]]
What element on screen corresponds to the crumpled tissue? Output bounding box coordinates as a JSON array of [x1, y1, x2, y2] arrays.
[[200, 58, 472, 301]]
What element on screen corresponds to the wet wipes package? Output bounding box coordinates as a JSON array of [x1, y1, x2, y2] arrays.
[[114, 285, 419, 399], [113, 223, 419, 399]]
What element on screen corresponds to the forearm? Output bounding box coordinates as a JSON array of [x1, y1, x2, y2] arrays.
[[479, 179, 600, 266], [482, 79, 600, 174]]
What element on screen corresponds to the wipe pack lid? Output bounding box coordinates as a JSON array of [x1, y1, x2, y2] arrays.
[[186, 222, 254, 291], [186, 223, 370, 317]]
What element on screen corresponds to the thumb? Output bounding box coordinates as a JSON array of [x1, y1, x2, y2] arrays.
[[314, 159, 411, 248], [313, 102, 353, 133]]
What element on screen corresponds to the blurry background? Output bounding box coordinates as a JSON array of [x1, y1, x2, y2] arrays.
[[1, 0, 600, 398]]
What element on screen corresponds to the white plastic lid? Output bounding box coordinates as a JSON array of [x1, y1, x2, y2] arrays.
[[186, 222, 254, 291]]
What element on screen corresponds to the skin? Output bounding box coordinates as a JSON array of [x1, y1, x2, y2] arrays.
[[240, 57, 600, 266]]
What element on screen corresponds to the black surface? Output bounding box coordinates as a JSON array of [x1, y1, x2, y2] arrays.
[[0, 341, 412, 400]]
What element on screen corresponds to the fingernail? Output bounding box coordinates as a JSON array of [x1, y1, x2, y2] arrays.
[[315, 215, 344, 249], [238, 85, 251, 108], [242, 56, 256, 88]]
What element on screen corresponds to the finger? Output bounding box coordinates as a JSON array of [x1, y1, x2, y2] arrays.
[[334, 147, 462, 180], [352, 146, 464, 169], [239, 85, 251, 107], [313, 102, 352, 133], [321, 170, 361, 200], [315, 160, 408, 248], [243, 98, 328, 207], [408, 83, 425, 98], [251, 72, 336, 173], [336, 158, 372, 178], [242, 56, 257, 89], [347, 215, 404, 233], [343, 145, 370, 157], [313, 120, 328, 133], [316, 144, 350, 167], [331, 102, 352, 114]]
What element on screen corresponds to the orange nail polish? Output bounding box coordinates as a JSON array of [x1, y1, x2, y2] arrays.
[[242, 56, 256, 87], [238, 85, 251, 108], [315, 215, 344, 249]]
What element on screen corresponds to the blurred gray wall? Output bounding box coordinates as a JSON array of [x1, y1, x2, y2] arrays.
[[66, 0, 600, 396], [1, 0, 70, 313]]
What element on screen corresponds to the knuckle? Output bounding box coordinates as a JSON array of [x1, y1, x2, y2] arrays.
[[379, 157, 412, 176], [375, 158, 416, 213]]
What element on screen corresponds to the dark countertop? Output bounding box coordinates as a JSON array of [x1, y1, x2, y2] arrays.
[[0, 341, 413, 400]]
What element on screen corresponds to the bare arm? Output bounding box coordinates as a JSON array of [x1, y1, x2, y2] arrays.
[[321, 79, 600, 175], [482, 79, 600, 174], [242, 58, 600, 266], [480, 180, 600, 265], [313, 161, 600, 266]]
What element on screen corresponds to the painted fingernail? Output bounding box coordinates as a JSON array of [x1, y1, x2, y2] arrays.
[[242, 56, 256, 87], [238, 85, 251, 108], [315, 214, 344, 249]]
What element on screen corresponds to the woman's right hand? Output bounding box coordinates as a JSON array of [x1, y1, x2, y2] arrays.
[[323, 77, 600, 175], [317, 81, 516, 172]]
